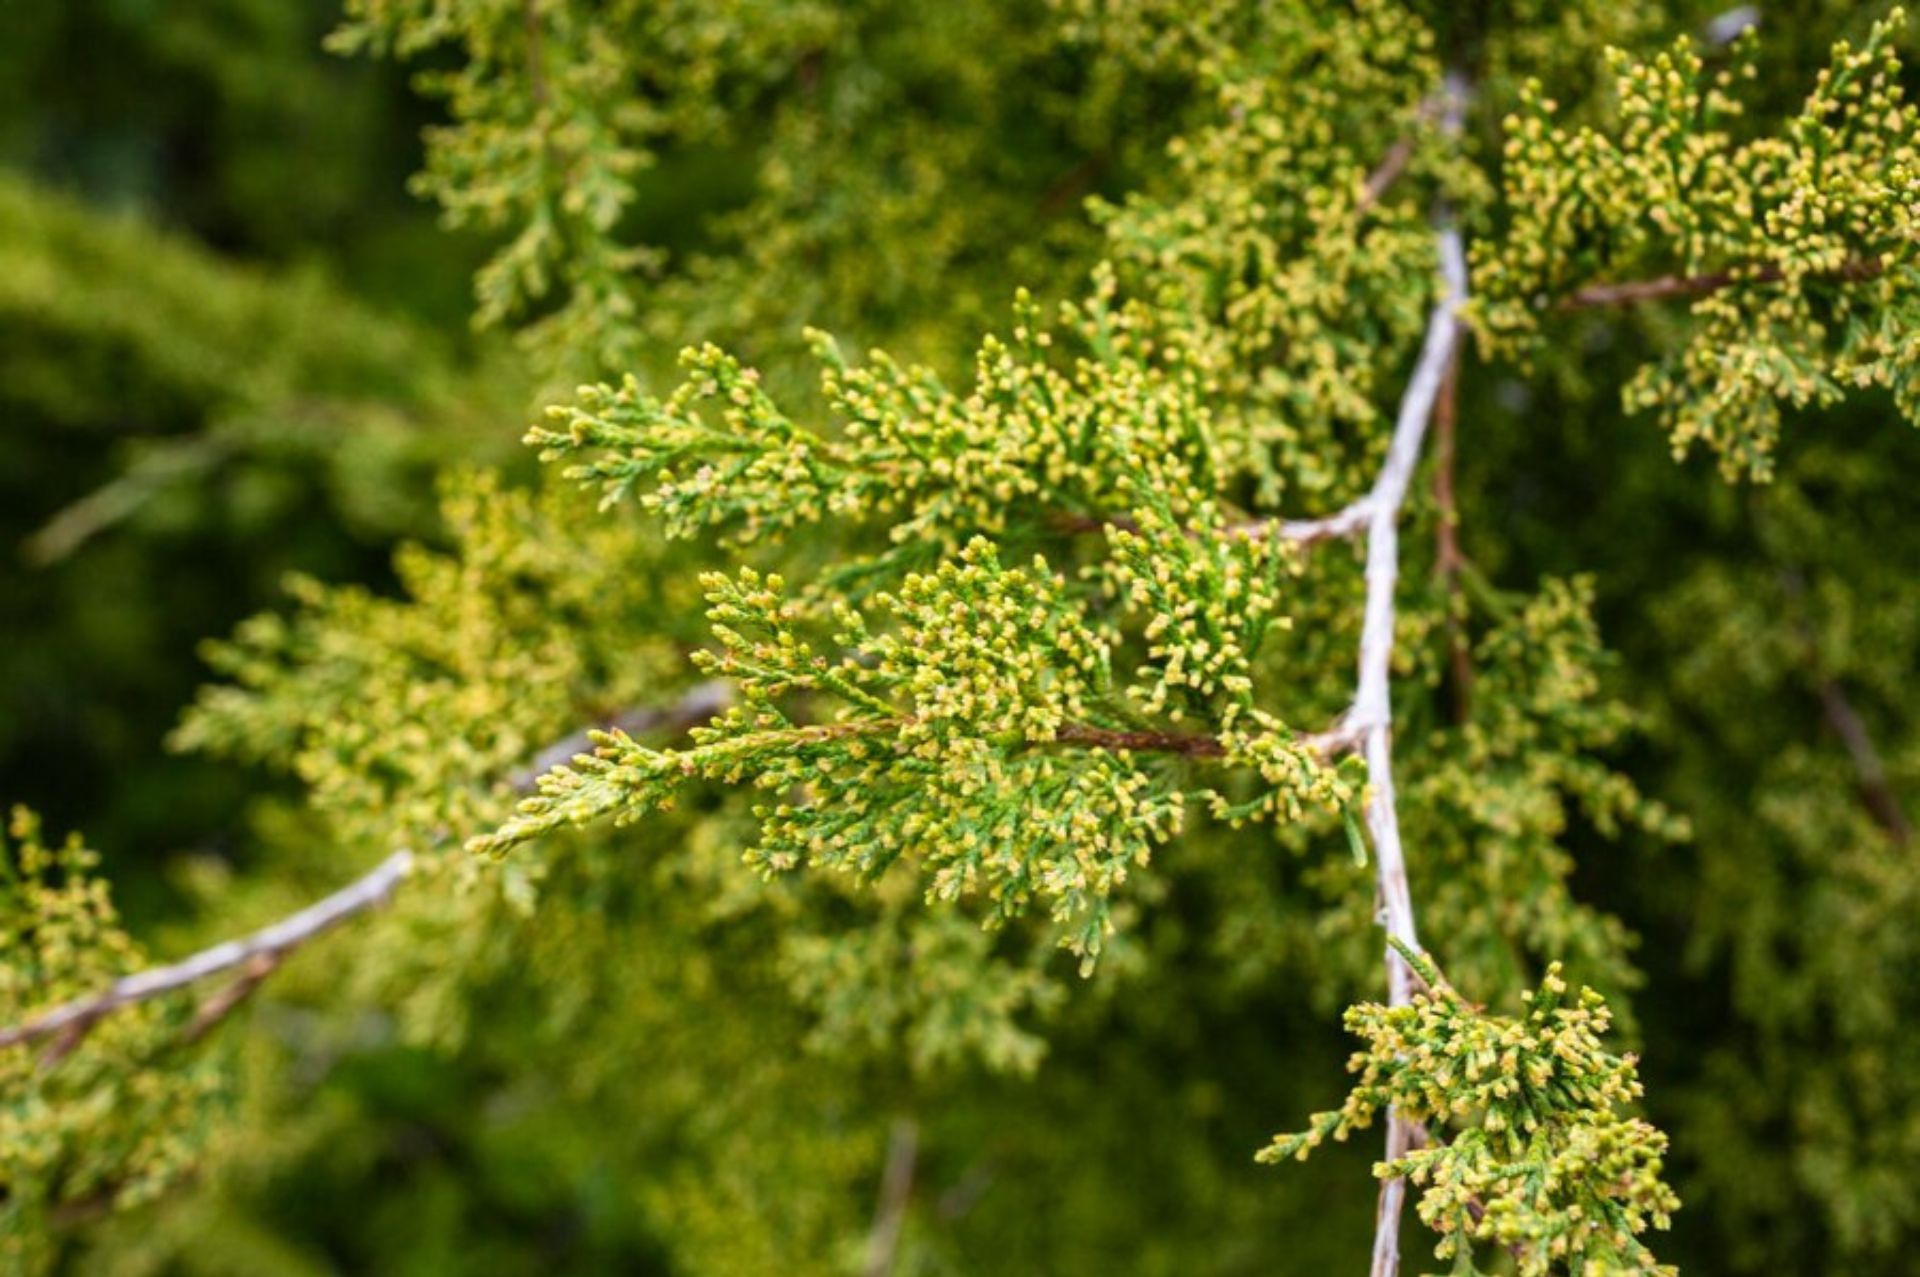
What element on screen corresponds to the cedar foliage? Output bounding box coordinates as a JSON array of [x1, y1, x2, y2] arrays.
[[2, 2, 1917, 1273]]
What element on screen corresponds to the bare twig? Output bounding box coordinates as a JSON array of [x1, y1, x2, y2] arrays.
[[936, 1155, 997, 1221], [1039, 152, 1111, 218], [1051, 723, 1227, 757], [1, 682, 739, 1058], [182, 951, 286, 1044], [1231, 496, 1377, 546], [1054, 498, 1374, 548], [1356, 222, 1470, 1277], [1354, 89, 1451, 218], [1781, 571, 1912, 846], [1430, 348, 1472, 723], [1814, 676, 1912, 846], [1704, 5, 1759, 46], [862, 1117, 919, 1277], [2, 850, 417, 1055], [1356, 136, 1417, 217]]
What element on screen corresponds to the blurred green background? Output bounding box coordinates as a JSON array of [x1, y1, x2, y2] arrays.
[[0, 0, 509, 906]]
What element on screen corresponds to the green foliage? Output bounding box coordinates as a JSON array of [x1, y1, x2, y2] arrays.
[[0, 168, 517, 872], [1633, 450, 1920, 1265], [475, 540, 1353, 971], [7, 0, 1920, 1272], [0, 809, 219, 1274], [329, 0, 1219, 381], [0, 172, 511, 558], [1265, 943, 1677, 1275], [1475, 10, 1920, 478], [533, 299, 1212, 554], [0, 0, 474, 321], [1087, 0, 1450, 505]]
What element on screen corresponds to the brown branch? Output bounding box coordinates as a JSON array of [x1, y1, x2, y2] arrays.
[[796, 48, 825, 96], [862, 1117, 919, 1277], [1356, 135, 1417, 218], [1557, 255, 1885, 310], [1051, 723, 1225, 757], [935, 1155, 997, 1220], [1780, 569, 1912, 847], [1430, 347, 1472, 724], [1814, 676, 1912, 847], [1051, 717, 1363, 761], [182, 951, 285, 1044], [1354, 89, 1452, 218], [1039, 152, 1111, 218]]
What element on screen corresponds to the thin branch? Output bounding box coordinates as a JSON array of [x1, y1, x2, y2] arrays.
[[1051, 715, 1365, 761], [1052, 723, 1226, 757], [1372, 1115, 1422, 1277], [1039, 151, 1111, 218], [1557, 255, 1884, 310], [1053, 497, 1374, 548], [1814, 676, 1912, 846], [1358, 222, 1470, 1277], [182, 951, 285, 1045], [1430, 347, 1472, 723], [1231, 496, 1377, 546], [522, 0, 548, 109], [1356, 136, 1416, 218], [2, 850, 417, 1055], [1779, 569, 1912, 846], [15, 679, 1362, 1060], [1, 681, 739, 1058], [507, 679, 733, 792], [935, 1155, 997, 1221], [862, 1117, 919, 1277], [1704, 6, 1760, 47], [1354, 89, 1450, 219]]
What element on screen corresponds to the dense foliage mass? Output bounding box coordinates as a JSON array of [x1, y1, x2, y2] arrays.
[[1, 1, 1916, 1273]]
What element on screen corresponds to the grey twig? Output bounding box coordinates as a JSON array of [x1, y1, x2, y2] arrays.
[[1, 681, 736, 1059], [862, 1117, 920, 1277], [2, 850, 416, 1057]]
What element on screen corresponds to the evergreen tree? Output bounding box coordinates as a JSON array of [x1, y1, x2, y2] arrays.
[[2, 2, 1916, 1273]]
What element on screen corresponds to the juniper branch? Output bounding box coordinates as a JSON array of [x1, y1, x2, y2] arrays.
[[1556, 255, 1886, 310], [0, 682, 736, 1058], [506, 680, 733, 791], [1, 849, 417, 1057]]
